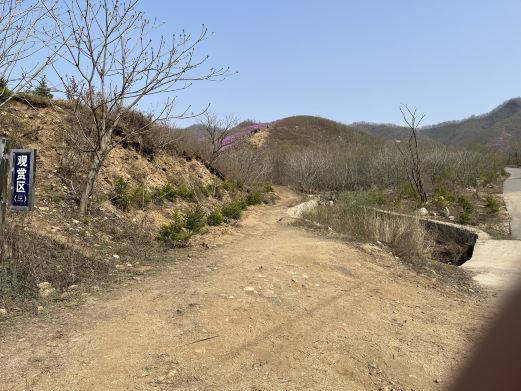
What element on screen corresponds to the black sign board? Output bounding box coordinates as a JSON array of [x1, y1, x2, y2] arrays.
[[10, 149, 36, 210]]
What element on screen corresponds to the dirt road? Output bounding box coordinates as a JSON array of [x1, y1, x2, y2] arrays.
[[0, 188, 491, 391]]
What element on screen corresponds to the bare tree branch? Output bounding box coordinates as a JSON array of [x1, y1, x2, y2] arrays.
[[397, 103, 427, 203], [201, 110, 238, 164], [45, 0, 233, 214], [0, 0, 59, 107]]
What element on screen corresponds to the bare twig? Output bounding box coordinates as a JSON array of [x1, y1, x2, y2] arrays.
[[0, 0, 60, 107], [183, 334, 220, 346]]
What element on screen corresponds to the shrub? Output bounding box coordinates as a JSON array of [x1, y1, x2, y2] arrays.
[[176, 183, 196, 202], [121, 109, 153, 132], [399, 181, 419, 201], [64, 75, 80, 100], [339, 189, 391, 208], [111, 177, 132, 210], [130, 183, 152, 209], [202, 183, 223, 198], [207, 208, 224, 226], [245, 191, 263, 205], [222, 201, 243, 220], [151, 182, 196, 203], [164, 183, 178, 202], [238, 198, 248, 210], [433, 187, 455, 202], [184, 205, 206, 233], [457, 196, 474, 224], [200, 185, 211, 197], [112, 178, 153, 210], [151, 185, 166, 203], [459, 210, 471, 225], [157, 212, 192, 247], [432, 187, 456, 209], [152, 183, 177, 203], [485, 195, 500, 213], [432, 197, 446, 209], [262, 183, 274, 193], [221, 179, 235, 191], [457, 196, 473, 211]]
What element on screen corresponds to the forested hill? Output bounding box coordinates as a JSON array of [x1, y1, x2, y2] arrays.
[[354, 98, 521, 149]]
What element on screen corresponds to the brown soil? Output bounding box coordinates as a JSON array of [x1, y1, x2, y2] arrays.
[[248, 129, 270, 148], [0, 188, 495, 391]]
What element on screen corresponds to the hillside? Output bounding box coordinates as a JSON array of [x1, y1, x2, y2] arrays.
[[352, 122, 414, 141], [354, 98, 521, 149], [182, 123, 207, 138], [184, 115, 377, 150], [422, 98, 521, 147], [261, 115, 378, 148], [0, 98, 258, 310], [353, 122, 435, 144]]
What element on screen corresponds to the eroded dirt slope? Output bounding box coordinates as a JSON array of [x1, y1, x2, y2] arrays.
[[0, 188, 493, 391]]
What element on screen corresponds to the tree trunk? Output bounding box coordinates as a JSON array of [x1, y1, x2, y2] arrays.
[[79, 131, 112, 215], [79, 153, 102, 215]]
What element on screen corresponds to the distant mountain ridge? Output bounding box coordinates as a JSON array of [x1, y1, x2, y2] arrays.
[[422, 98, 521, 147], [354, 98, 521, 148], [351, 122, 418, 141]]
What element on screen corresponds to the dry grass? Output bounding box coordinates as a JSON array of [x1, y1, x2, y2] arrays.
[[11, 93, 53, 108], [0, 108, 35, 149], [303, 202, 432, 259], [0, 222, 110, 308]]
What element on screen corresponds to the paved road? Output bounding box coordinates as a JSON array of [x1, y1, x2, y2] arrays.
[[462, 167, 521, 289], [504, 167, 521, 239]]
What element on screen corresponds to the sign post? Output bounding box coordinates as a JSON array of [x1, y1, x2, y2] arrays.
[[10, 149, 36, 211], [0, 138, 8, 227]]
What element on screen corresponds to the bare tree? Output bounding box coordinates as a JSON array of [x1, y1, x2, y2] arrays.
[[286, 148, 331, 192], [396, 104, 427, 203], [216, 140, 273, 185], [0, 0, 56, 106], [507, 141, 521, 167], [201, 111, 238, 164], [46, 0, 231, 214]]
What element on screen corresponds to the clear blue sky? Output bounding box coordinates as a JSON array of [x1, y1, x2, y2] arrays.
[[72, 1, 521, 126]]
